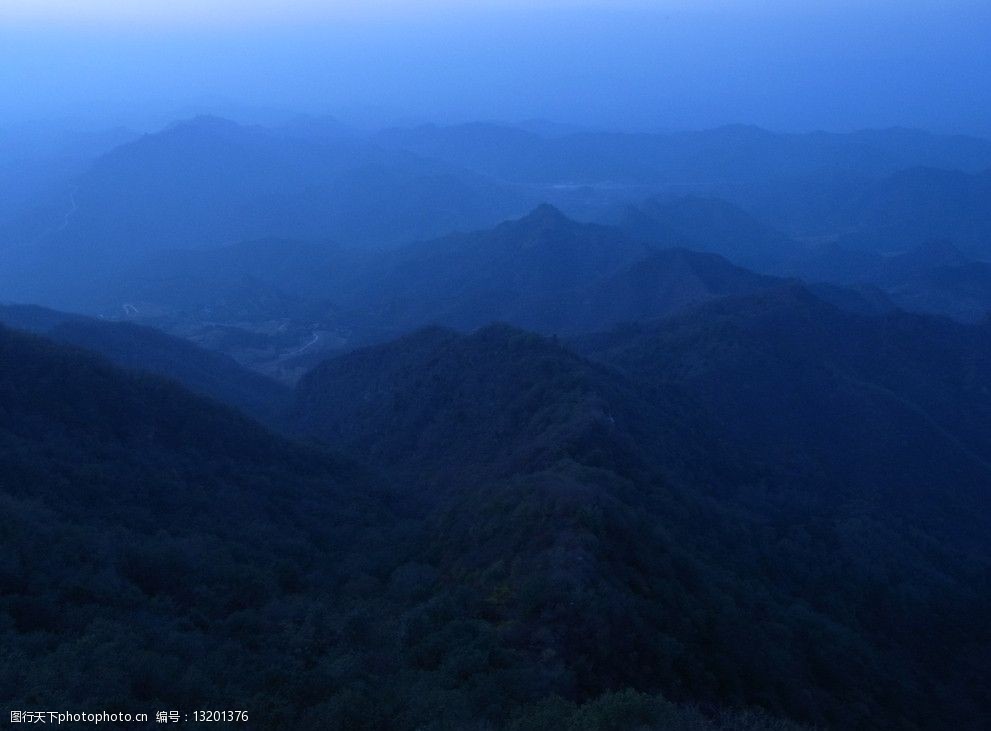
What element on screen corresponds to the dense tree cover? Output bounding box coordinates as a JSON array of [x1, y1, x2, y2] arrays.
[[576, 285, 991, 550], [5, 283, 991, 729], [0, 325, 803, 729], [3, 113, 991, 730], [0, 326, 392, 724], [297, 317, 991, 729]]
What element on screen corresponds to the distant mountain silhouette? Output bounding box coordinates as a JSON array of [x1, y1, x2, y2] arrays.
[[348, 205, 784, 335], [53, 116, 529, 253], [833, 167, 991, 256], [619, 195, 798, 269], [0, 124, 138, 229], [353, 205, 648, 329], [53, 205, 902, 359], [376, 123, 991, 266], [377, 123, 991, 186], [0, 116, 534, 307], [791, 239, 991, 322]]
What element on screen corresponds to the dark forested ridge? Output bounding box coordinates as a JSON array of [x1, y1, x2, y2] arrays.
[[10, 302, 991, 728], [3, 116, 991, 730], [1, 321, 817, 730], [0, 304, 291, 424], [294, 317, 991, 730], [4, 211, 991, 729], [577, 286, 991, 549], [0, 326, 395, 726]]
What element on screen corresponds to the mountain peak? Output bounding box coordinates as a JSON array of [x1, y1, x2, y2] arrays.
[[162, 115, 243, 137], [707, 123, 777, 140], [515, 203, 572, 228]]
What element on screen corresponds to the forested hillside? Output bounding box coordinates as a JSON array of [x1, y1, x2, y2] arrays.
[[0, 324, 811, 729], [0, 304, 291, 423], [294, 318, 991, 730], [0, 326, 394, 726], [4, 2, 991, 728]]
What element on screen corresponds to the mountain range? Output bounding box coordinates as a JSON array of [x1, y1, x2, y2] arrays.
[[4, 258, 991, 729], [293, 299, 991, 728], [377, 123, 991, 186], [5, 118, 991, 310], [0, 116, 535, 308], [3, 115, 991, 729]]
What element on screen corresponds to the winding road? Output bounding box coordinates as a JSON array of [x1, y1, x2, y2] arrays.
[[55, 187, 79, 232]]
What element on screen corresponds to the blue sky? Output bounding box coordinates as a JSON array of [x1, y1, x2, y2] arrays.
[[10, 1, 684, 26], [1, 1, 989, 135]]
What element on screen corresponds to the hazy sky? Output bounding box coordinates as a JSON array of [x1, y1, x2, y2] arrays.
[[1, 1, 989, 134]]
